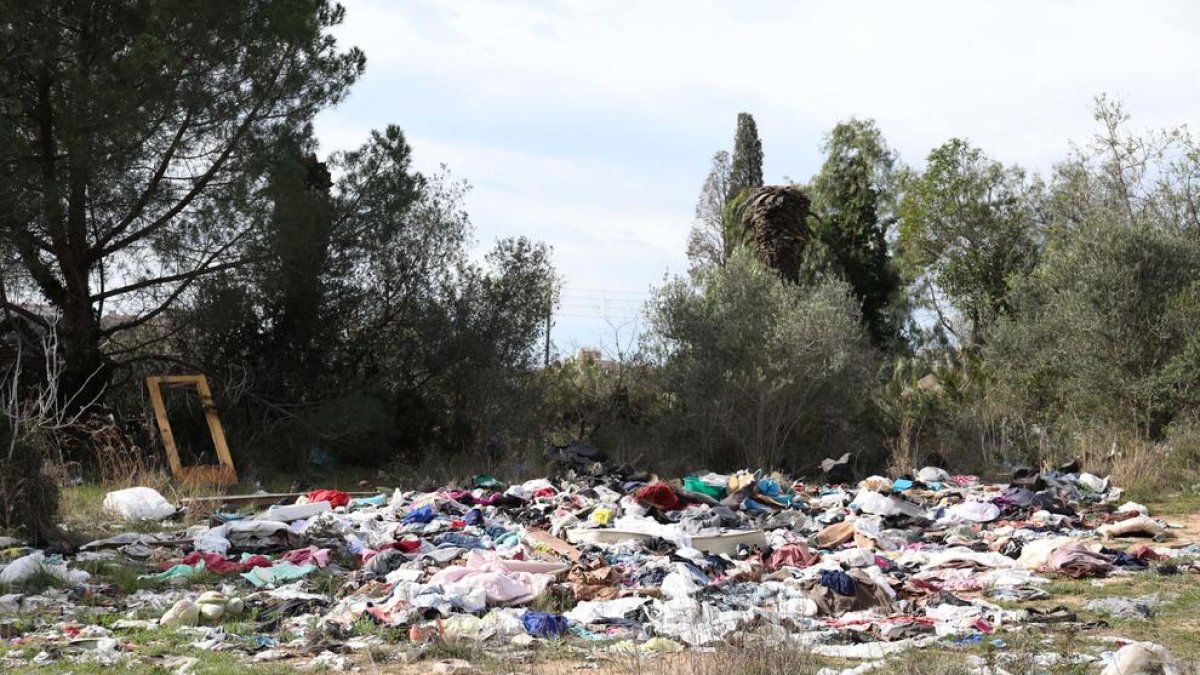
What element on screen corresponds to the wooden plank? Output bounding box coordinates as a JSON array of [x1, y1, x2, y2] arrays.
[[146, 376, 182, 477], [146, 374, 238, 486], [194, 374, 237, 484], [522, 529, 581, 562], [180, 491, 380, 507]]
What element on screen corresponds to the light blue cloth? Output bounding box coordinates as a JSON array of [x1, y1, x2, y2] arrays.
[[240, 562, 317, 587], [349, 494, 388, 509]]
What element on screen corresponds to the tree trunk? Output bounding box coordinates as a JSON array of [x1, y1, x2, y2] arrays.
[[57, 257, 111, 458]]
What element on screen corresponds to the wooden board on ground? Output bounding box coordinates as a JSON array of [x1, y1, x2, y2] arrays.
[[181, 491, 380, 507], [523, 529, 581, 562]]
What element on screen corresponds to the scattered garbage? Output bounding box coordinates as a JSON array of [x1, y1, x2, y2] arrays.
[[1, 461, 1195, 670], [1083, 594, 1160, 620]]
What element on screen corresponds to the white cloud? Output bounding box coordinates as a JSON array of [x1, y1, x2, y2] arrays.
[[408, 138, 688, 291]]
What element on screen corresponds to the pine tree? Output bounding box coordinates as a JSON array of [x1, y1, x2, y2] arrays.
[[809, 119, 902, 348], [0, 0, 364, 415]]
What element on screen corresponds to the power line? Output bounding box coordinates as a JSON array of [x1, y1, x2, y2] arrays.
[[555, 313, 645, 320], [560, 287, 652, 296]]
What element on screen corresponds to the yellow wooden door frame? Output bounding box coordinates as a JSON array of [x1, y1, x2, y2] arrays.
[[146, 374, 238, 485]]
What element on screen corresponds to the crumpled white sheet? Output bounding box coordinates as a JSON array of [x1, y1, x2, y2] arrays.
[[428, 550, 552, 606], [610, 514, 682, 540], [565, 596, 650, 624], [925, 546, 1017, 570], [1116, 501, 1149, 515], [945, 500, 1001, 523], [194, 520, 293, 556], [503, 479, 555, 500], [1016, 536, 1075, 570], [645, 597, 751, 645]]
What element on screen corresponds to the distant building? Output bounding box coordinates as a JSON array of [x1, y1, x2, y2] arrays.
[[577, 348, 620, 374]]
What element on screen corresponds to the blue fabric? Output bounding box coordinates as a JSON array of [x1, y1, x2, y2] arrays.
[[464, 508, 484, 527], [756, 479, 782, 496], [818, 569, 857, 596], [742, 498, 770, 512], [349, 494, 388, 509], [1101, 547, 1148, 569], [891, 479, 914, 492], [522, 610, 569, 638], [402, 505, 436, 524], [435, 532, 486, 550]]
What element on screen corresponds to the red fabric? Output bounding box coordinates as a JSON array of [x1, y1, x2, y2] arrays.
[[307, 489, 351, 508], [395, 538, 422, 553], [173, 552, 238, 575], [165, 551, 270, 575], [767, 543, 821, 571], [1128, 544, 1166, 561], [281, 546, 331, 568], [532, 487, 557, 499], [241, 554, 272, 569], [634, 482, 681, 511]]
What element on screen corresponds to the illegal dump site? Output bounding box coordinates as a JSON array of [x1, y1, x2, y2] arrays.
[[9, 1, 1200, 674], [3, 449, 1200, 675]]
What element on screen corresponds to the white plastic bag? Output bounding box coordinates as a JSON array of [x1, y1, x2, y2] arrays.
[[916, 467, 951, 483], [0, 551, 90, 586], [0, 551, 49, 584], [103, 487, 176, 521], [1076, 472, 1110, 493]]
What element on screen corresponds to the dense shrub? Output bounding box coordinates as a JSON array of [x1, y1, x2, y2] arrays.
[[646, 251, 880, 471]]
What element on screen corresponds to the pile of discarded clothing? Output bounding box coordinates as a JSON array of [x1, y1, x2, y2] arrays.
[[1, 461, 1196, 671]]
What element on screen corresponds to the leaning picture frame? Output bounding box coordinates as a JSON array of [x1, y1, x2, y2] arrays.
[[145, 374, 238, 485]]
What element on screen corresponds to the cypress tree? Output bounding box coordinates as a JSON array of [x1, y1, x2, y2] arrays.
[[727, 113, 764, 203]]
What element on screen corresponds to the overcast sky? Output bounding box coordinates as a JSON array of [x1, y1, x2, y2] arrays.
[[313, 0, 1200, 355]]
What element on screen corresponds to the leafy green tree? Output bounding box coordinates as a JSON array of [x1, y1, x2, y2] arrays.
[[988, 99, 1200, 438], [0, 0, 363, 415], [175, 128, 557, 465], [686, 151, 734, 271], [647, 250, 878, 470], [897, 139, 1038, 348], [808, 119, 902, 348], [728, 112, 764, 202], [687, 112, 766, 272]]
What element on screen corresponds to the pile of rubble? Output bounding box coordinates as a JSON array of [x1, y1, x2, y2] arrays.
[[1, 457, 1197, 673]]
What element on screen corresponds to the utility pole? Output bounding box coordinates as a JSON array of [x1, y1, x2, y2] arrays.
[[544, 302, 551, 367]]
